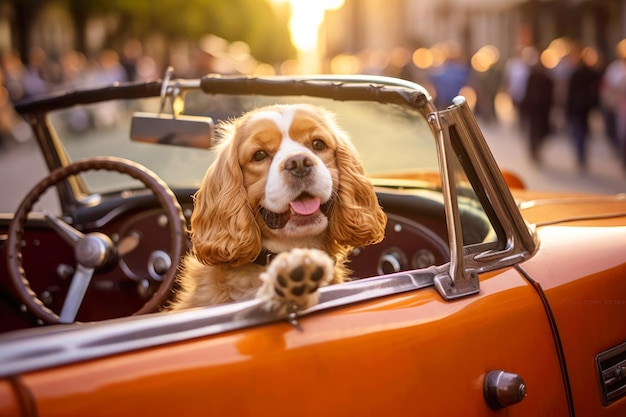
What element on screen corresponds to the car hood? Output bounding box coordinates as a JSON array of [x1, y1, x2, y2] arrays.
[[511, 190, 626, 227]]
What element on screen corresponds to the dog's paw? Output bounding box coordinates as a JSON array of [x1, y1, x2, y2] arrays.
[[257, 248, 334, 314]]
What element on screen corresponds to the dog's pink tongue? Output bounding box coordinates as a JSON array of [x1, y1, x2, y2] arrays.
[[289, 197, 321, 216]]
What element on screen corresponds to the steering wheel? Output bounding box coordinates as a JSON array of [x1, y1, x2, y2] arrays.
[[6, 157, 187, 324]]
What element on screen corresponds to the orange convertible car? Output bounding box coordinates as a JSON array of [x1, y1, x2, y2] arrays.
[[0, 73, 625, 417]]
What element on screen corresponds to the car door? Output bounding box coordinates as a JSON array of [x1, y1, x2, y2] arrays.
[[0, 263, 569, 417], [517, 212, 626, 416]]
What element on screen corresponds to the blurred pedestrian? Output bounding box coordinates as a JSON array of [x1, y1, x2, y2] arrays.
[[1, 51, 25, 102], [471, 50, 502, 123], [550, 39, 576, 134], [565, 43, 601, 171], [60, 50, 91, 132], [22, 46, 54, 99], [0, 66, 33, 146], [599, 42, 626, 151], [120, 38, 144, 82], [86, 49, 128, 129], [429, 40, 470, 109], [88, 49, 128, 88], [613, 66, 626, 169], [520, 47, 553, 162], [502, 46, 534, 124]]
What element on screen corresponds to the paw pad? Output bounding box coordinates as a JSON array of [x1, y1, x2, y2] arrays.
[[274, 262, 326, 297], [258, 248, 334, 313]]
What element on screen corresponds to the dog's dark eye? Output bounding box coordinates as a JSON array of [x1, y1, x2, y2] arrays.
[[311, 139, 326, 151], [253, 150, 269, 161]]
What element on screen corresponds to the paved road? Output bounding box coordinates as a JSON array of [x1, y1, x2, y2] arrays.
[[479, 117, 625, 195], [1, 115, 624, 213], [0, 138, 53, 213]]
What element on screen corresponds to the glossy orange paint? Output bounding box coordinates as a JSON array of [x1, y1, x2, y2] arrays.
[[500, 170, 526, 190], [0, 380, 22, 417], [519, 223, 626, 417], [516, 193, 626, 227], [18, 267, 569, 417]]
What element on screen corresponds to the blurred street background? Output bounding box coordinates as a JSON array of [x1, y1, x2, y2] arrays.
[[1, 0, 626, 212]]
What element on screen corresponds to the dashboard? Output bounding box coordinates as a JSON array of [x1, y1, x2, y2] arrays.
[[0, 187, 460, 331]]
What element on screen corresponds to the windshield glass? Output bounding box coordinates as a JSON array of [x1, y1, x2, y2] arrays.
[[46, 87, 497, 247], [49, 92, 438, 193]]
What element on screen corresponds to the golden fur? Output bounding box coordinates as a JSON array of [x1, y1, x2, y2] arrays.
[[168, 103, 387, 311]]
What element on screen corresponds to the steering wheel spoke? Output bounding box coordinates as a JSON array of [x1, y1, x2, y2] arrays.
[[59, 264, 95, 323], [43, 210, 84, 247], [6, 157, 186, 324]]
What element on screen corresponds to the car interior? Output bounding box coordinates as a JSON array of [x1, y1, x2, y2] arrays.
[[0, 77, 500, 333]]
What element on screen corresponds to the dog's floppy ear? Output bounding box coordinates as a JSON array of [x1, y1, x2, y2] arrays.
[[328, 129, 387, 249], [190, 124, 262, 266]]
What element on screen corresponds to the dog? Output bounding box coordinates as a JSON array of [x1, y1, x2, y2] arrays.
[[168, 103, 387, 314]]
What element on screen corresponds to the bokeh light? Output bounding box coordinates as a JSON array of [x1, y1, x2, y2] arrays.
[[330, 53, 361, 74], [582, 46, 599, 67], [470, 45, 500, 72], [458, 86, 476, 110], [412, 48, 433, 69], [540, 48, 560, 69], [548, 37, 571, 59], [617, 38, 626, 58], [430, 44, 447, 67], [540, 36, 571, 69], [494, 91, 516, 124]]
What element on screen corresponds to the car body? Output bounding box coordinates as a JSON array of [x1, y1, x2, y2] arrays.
[[0, 73, 625, 417]]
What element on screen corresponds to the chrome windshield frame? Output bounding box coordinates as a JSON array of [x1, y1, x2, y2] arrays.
[[427, 96, 537, 301]]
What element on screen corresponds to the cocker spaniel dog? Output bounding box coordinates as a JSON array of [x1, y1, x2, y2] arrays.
[[169, 103, 387, 313]]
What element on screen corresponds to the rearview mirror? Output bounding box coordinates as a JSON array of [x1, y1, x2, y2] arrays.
[[130, 112, 214, 149]]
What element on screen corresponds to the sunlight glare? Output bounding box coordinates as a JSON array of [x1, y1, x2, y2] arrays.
[[285, 0, 344, 51]]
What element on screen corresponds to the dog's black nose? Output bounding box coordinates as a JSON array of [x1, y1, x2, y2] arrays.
[[285, 154, 313, 177]]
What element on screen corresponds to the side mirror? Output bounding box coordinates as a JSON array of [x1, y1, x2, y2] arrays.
[[130, 112, 214, 149]]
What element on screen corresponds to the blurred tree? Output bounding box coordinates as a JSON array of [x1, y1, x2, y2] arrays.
[[70, 0, 295, 63], [8, 0, 295, 64]]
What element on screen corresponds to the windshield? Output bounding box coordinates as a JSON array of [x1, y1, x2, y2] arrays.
[[49, 92, 438, 193], [44, 85, 498, 247]]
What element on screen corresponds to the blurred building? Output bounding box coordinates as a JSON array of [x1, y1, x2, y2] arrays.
[[0, 0, 294, 76], [2, 0, 626, 76], [323, 0, 626, 67]]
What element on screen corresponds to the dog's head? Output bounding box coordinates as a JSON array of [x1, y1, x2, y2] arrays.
[[190, 104, 387, 266]]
